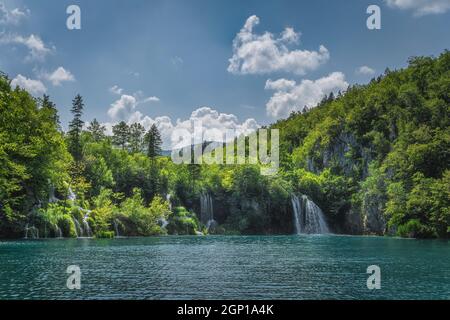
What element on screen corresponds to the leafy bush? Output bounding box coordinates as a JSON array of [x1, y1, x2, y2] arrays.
[[167, 206, 199, 235]]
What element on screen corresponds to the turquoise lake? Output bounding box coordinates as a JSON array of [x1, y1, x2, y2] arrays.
[[0, 235, 449, 300]]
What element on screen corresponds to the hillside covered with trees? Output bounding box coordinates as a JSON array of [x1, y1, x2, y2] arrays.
[[0, 51, 449, 239]]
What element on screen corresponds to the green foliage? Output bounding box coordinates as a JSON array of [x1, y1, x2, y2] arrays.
[[397, 219, 435, 239], [129, 123, 145, 153], [145, 123, 162, 159], [272, 50, 450, 238], [117, 189, 170, 236], [86, 119, 106, 142], [0, 51, 449, 239], [167, 206, 199, 235], [96, 231, 115, 239], [112, 121, 129, 150], [0, 75, 71, 237]]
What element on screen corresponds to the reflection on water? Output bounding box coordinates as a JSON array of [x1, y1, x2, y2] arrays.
[[0, 235, 449, 299]]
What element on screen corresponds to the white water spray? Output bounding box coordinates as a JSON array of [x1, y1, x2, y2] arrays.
[[200, 193, 216, 230], [291, 194, 330, 234]]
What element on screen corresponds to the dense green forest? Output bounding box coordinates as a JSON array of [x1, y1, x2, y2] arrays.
[[0, 51, 449, 239]]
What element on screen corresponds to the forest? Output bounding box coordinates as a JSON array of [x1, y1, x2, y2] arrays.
[[0, 51, 449, 239]]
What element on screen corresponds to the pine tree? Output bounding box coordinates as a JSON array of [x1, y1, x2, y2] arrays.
[[144, 124, 162, 159], [87, 118, 106, 142], [112, 121, 130, 150], [129, 123, 145, 153], [68, 94, 84, 163]]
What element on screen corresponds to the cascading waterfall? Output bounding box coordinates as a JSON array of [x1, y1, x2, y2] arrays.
[[24, 223, 39, 239], [291, 194, 330, 234], [72, 217, 82, 237], [66, 187, 93, 238], [48, 184, 59, 203], [166, 193, 172, 211], [55, 225, 63, 238], [82, 212, 92, 237], [200, 193, 216, 230], [67, 187, 76, 202]]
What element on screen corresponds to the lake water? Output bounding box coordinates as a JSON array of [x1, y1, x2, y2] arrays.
[[0, 235, 449, 300]]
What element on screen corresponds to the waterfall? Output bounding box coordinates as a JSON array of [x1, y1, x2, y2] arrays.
[[72, 217, 82, 237], [82, 213, 92, 237], [48, 184, 59, 203], [158, 218, 169, 229], [200, 193, 216, 230], [55, 225, 63, 238], [166, 193, 172, 211], [67, 187, 76, 201], [70, 207, 93, 238], [24, 223, 39, 239], [291, 196, 302, 234], [291, 194, 330, 234]]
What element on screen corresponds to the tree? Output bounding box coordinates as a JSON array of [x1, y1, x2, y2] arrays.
[[0, 74, 70, 237], [39, 94, 60, 127], [112, 121, 129, 150], [87, 118, 105, 142], [145, 124, 162, 159], [129, 123, 145, 153], [68, 94, 85, 163]]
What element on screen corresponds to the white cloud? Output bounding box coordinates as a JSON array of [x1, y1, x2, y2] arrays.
[[45, 67, 75, 86], [386, 0, 450, 15], [141, 96, 160, 103], [104, 106, 259, 150], [107, 94, 137, 121], [228, 15, 329, 75], [133, 90, 160, 104], [11, 74, 46, 95], [0, 3, 29, 25], [356, 65, 376, 76], [265, 72, 348, 118], [107, 88, 160, 121], [0, 33, 53, 61], [265, 78, 297, 91], [109, 85, 123, 95]]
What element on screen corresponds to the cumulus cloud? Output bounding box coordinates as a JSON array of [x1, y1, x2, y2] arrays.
[[356, 65, 376, 76], [104, 106, 259, 150], [0, 2, 29, 25], [228, 15, 329, 75], [107, 88, 160, 121], [385, 0, 450, 15], [45, 67, 75, 86], [107, 94, 137, 121], [11, 74, 47, 95], [0, 33, 54, 61], [265, 72, 348, 118]]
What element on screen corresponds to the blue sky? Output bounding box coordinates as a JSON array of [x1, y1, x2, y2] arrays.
[[1, 0, 449, 147]]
